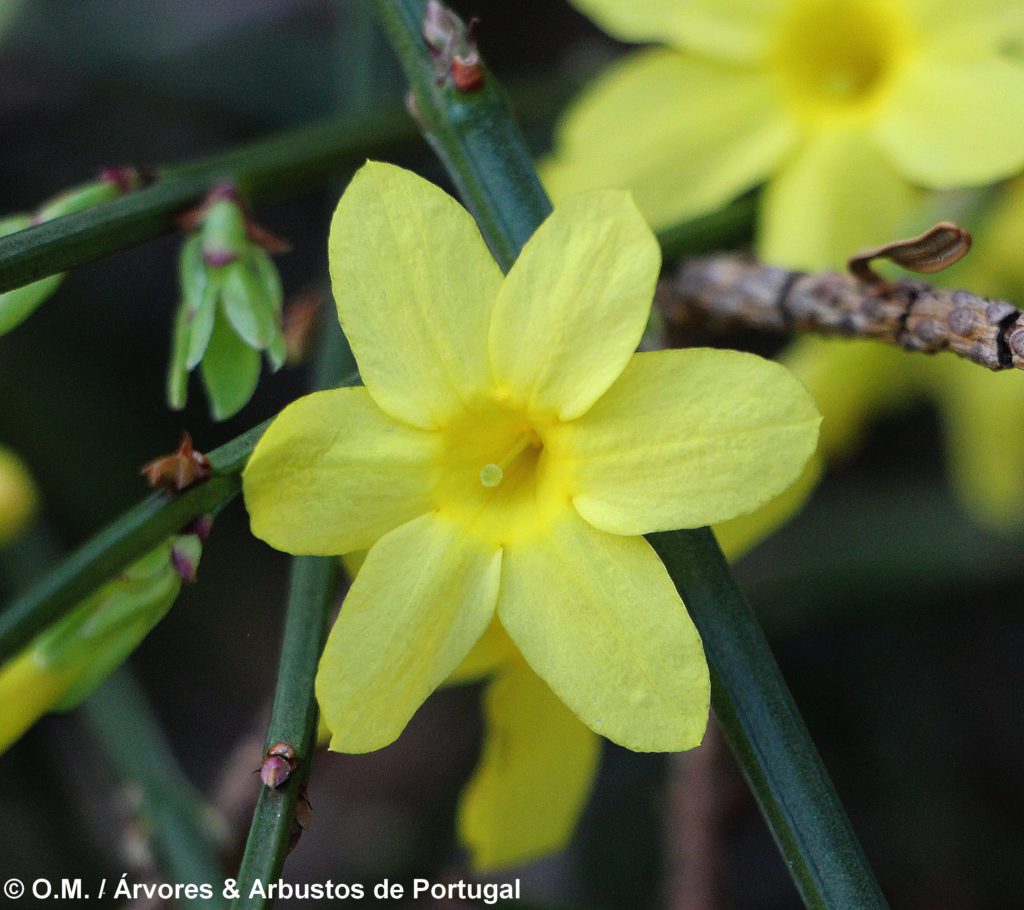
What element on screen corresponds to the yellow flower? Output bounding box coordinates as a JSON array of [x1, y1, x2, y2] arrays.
[[545, 0, 1024, 270], [244, 162, 819, 756]]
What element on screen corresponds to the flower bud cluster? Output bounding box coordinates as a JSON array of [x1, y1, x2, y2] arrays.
[[167, 183, 288, 420]]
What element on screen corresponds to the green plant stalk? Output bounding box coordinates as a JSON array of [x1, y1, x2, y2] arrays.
[[230, 316, 350, 907], [84, 668, 228, 909], [0, 423, 264, 666], [0, 355, 365, 667], [229, 555, 339, 910], [649, 530, 886, 909], [373, 2, 888, 907], [374, 0, 550, 265], [0, 110, 416, 294]]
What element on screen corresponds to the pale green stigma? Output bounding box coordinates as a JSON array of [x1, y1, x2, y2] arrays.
[[479, 463, 504, 488]]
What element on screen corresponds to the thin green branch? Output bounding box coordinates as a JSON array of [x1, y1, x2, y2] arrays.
[[84, 668, 228, 908], [373, 2, 889, 907], [0, 422, 264, 666], [0, 111, 415, 294], [231, 316, 349, 907], [649, 530, 886, 910], [0, 363, 360, 667], [373, 0, 550, 266], [229, 555, 339, 910]]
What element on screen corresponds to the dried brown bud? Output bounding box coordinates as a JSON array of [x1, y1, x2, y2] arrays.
[[140, 433, 211, 492], [288, 789, 313, 854], [282, 291, 325, 365], [848, 222, 972, 284]]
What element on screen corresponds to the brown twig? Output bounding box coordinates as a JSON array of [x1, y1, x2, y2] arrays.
[[663, 720, 732, 910], [658, 255, 1024, 371]]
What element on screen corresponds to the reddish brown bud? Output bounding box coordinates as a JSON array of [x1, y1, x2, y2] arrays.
[[246, 220, 292, 254], [260, 741, 298, 790], [99, 166, 154, 193], [260, 755, 293, 789], [451, 53, 484, 92], [140, 433, 211, 492]]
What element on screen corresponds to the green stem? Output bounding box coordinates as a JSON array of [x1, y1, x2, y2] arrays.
[[373, 0, 550, 266], [0, 367, 361, 667], [0, 111, 416, 294], [649, 530, 886, 909], [231, 313, 349, 907], [374, 2, 888, 907], [229, 555, 339, 910], [84, 668, 227, 909], [0, 422, 264, 666]]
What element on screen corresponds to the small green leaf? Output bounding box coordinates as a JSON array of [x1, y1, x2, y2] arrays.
[[36, 180, 121, 222], [221, 260, 278, 349], [186, 275, 220, 370], [250, 246, 285, 312], [200, 310, 262, 420], [0, 274, 65, 335], [166, 302, 193, 410], [265, 330, 287, 372]]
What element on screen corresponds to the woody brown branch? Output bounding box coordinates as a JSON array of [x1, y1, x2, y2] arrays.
[[657, 256, 1024, 371]]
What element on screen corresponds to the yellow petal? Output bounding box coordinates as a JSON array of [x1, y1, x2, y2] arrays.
[[489, 190, 660, 421], [458, 665, 600, 870], [329, 162, 504, 429], [446, 618, 520, 686], [543, 49, 798, 232], [0, 651, 71, 754], [924, 355, 1024, 529], [760, 128, 923, 271], [553, 350, 820, 536], [902, 0, 1024, 55], [875, 54, 1024, 188], [317, 513, 501, 753], [497, 509, 709, 752], [569, 0, 785, 60], [713, 454, 823, 561], [243, 386, 441, 556]]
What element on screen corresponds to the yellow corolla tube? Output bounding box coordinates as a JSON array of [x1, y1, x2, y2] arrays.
[[0, 444, 38, 546]]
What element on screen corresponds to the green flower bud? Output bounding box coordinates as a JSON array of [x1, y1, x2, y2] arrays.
[[166, 187, 288, 420]]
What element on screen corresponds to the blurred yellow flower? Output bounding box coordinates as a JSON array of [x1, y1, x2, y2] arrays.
[[244, 161, 820, 756], [0, 445, 37, 546], [546, 0, 1024, 269]]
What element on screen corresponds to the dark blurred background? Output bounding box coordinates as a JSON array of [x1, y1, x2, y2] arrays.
[[1, 2, 1022, 908]]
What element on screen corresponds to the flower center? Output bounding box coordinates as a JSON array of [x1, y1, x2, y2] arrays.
[[771, 0, 914, 121], [479, 429, 543, 488], [435, 396, 570, 548]]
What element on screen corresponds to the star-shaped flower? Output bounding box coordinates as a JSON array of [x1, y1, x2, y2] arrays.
[[545, 0, 1024, 270], [243, 162, 820, 754]]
